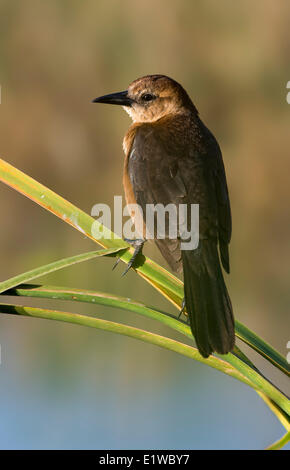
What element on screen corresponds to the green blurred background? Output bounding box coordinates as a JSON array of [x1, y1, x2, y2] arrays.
[[0, 0, 289, 449]]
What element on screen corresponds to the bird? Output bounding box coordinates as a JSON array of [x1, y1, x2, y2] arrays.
[[92, 74, 235, 358]]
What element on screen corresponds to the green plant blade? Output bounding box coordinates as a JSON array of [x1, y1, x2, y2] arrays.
[[0, 302, 289, 417], [0, 158, 183, 306], [2, 284, 290, 440], [0, 302, 252, 386], [257, 392, 290, 433], [221, 352, 289, 415], [3, 283, 189, 337], [0, 248, 126, 295], [229, 346, 290, 436], [6, 283, 289, 419], [3, 283, 285, 388], [235, 322, 289, 377], [265, 431, 290, 450], [5, 284, 288, 390]]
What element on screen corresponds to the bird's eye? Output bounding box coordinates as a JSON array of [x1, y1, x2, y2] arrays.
[[141, 93, 155, 102]]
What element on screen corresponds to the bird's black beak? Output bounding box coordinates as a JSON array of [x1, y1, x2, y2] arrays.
[[92, 90, 133, 107]]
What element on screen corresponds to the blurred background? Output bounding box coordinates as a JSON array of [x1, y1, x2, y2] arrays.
[[0, 0, 289, 449]]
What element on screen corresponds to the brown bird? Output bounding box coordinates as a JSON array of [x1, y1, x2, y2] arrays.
[[92, 75, 235, 358]]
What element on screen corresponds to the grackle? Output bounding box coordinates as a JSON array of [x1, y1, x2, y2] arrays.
[[92, 75, 235, 358]]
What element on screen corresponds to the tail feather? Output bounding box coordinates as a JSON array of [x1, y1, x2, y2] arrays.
[[182, 240, 235, 358]]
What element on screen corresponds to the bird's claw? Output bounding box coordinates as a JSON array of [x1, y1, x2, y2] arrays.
[[121, 259, 135, 277], [112, 257, 121, 271], [122, 238, 145, 276]]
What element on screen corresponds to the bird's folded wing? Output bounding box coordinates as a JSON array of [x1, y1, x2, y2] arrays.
[[127, 123, 231, 274]]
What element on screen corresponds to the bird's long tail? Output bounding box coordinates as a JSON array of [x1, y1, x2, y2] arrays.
[[181, 240, 235, 358]]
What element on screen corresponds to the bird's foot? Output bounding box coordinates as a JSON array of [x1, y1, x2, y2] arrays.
[[178, 298, 186, 318], [121, 238, 145, 276]]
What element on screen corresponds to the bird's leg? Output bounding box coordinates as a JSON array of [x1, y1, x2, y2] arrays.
[[111, 239, 144, 272], [122, 238, 145, 276]]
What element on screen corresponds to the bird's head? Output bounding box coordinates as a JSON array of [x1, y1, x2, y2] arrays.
[[92, 75, 197, 123]]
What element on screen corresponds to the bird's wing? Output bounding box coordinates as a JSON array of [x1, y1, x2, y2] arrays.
[[127, 122, 231, 273], [213, 147, 232, 273], [127, 125, 188, 272], [176, 122, 232, 273]]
